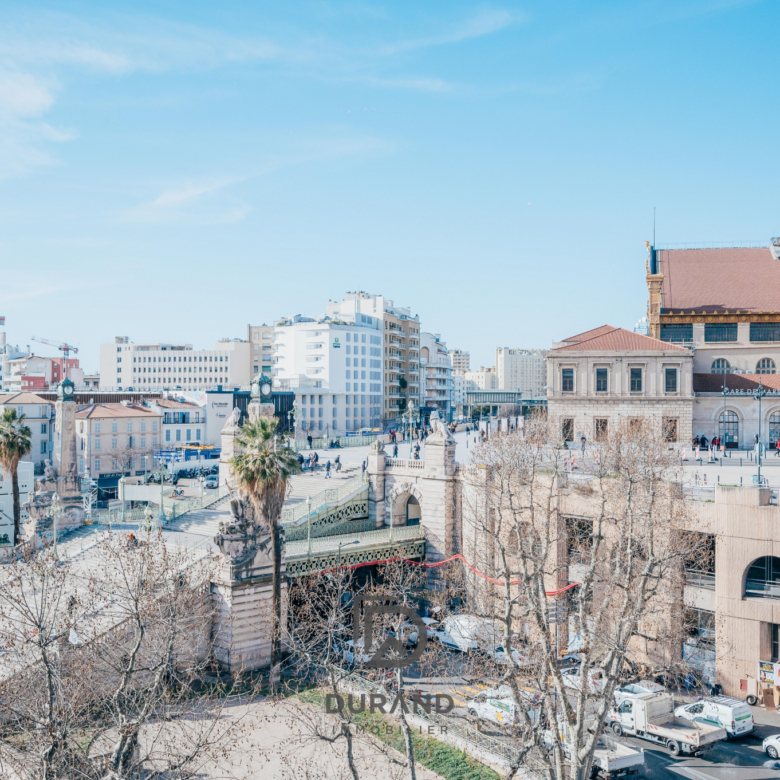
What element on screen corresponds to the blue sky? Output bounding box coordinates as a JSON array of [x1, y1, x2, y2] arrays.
[[1, 0, 778, 372]]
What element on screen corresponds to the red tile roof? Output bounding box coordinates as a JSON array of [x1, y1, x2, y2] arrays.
[[659, 247, 780, 313], [693, 373, 780, 393], [559, 325, 618, 345], [149, 399, 200, 409], [0, 392, 51, 404], [552, 326, 688, 352]]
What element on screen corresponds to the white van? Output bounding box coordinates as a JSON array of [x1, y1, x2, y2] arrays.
[[467, 689, 540, 729], [435, 615, 499, 652], [674, 696, 754, 739]]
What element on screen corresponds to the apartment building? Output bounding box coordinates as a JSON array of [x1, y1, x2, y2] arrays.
[[99, 336, 250, 392], [496, 348, 547, 397], [0, 392, 53, 469], [75, 403, 162, 501], [449, 349, 470, 375], [421, 332, 454, 421], [145, 398, 206, 447], [0, 334, 28, 392], [327, 292, 421, 426], [248, 324, 275, 378], [464, 366, 498, 390], [273, 313, 383, 432]]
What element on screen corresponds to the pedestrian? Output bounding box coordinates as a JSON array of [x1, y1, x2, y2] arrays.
[[700, 435, 708, 449], [393, 443, 398, 458], [335, 455, 342, 472], [307, 434, 313, 450], [362, 460, 367, 474], [297, 453, 304, 471], [775, 439, 780, 457], [580, 435, 586, 453], [314, 451, 319, 465], [413, 450, 420, 460], [325, 460, 331, 478]]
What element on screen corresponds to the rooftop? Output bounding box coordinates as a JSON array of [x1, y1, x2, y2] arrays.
[[75, 403, 162, 419], [553, 325, 688, 353], [658, 246, 780, 314], [149, 398, 202, 409], [0, 392, 51, 405]]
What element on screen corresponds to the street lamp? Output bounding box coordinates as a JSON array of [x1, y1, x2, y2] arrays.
[[306, 495, 312, 557], [337, 539, 359, 569]]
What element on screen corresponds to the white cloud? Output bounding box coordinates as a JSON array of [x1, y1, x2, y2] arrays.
[[122, 178, 251, 225], [377, 9, 523, 55]]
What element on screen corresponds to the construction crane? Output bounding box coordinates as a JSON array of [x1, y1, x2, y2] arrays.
[[31, 336, 79, 357]]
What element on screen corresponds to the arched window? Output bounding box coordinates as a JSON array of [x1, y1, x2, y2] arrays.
[[746, 556, 780, 599], [771, 413, 780, 449], [719, 410, 739, 449], [757, 358, 777, 374], [406, 495, 421, 526], [711, 359, 731, 374]]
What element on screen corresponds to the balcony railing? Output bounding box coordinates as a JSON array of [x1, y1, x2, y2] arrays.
[[746, 579, 780, 599], [685, 570, 715, 590]]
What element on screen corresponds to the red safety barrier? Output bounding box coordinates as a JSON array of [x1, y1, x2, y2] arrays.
[[317, 551, 579, 596]]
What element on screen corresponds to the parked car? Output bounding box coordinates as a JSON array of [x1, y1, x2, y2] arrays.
[[204, 475, 219, 489], [561, 665, 607, 694], [763, 733, 780, 760], [614, 680, 666, 705], [674, 696, 754, 740]]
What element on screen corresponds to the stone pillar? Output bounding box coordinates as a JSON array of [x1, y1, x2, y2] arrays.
[[219, 411, 242, 487], [53, 379, 78, 479], [367, 440, 386, 528], [420, 414, 457, 563]]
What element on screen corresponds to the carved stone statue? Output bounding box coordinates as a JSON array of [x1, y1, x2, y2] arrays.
[[214, 492, 272, 567], [427, 410, 455, 443], [222, 406, 242, 432], [43, 459, 54, 481]]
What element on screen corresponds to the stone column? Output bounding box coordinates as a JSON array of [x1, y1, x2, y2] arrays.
[[367, 440, 386, 528], [420, 415, 457, 563]]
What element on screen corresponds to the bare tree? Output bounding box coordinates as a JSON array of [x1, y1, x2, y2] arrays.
[[0, 532, 253, 780], [457, 414, 708, 780]]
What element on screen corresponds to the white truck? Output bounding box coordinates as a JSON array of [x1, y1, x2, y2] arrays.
[[607, 692, 725, 756], [546, 728, 645, 779]]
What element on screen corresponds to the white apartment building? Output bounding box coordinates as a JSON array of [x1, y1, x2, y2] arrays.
[[0, 461, 33, 545], [99, 337, 250, 392], [248, 324, 275, 378], [145, 398, 206, 447], [452, 374, 467, 418], [0, 393, 53, 469], [496, 348, 547, 397], [420, 332, 454, 421], [464, 366, 498, 390], [449, 349, 470, 375], [0, 334, 29, 393], [273, 314, 383, 432], [326, 292, 421, 425]]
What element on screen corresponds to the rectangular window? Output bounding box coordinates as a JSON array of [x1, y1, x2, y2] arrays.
[[196, 429, 201, 440], [95, 422, 101, 434], [126, 421, 133, 433], [664, 417, 679, 442], [41, 423, 47, 434], [140, 420, 146, 432], [186, 429, 192, 441], [562, 418, 574, 442], [773, 624, 780, 663], [94, 458, 100, 472], [751, 323, 780, 342], [595, 368, 608, 392], [152, 436, 158, 447], [112, 437, 117, 449], [94, 437, 101, 450], [140, 436, 146, 448], [152, 420, 158, 432], [594, 418, 608, 441], [665, 368, 678, 392], [40, 441, 47, 454], [660, 324, 693, 343], [176, 430, 181, 442], [630, 368, 643, 392], [561, 368, 574, 392], [165, 429, 171, 442], [704, 323, 738, 343]]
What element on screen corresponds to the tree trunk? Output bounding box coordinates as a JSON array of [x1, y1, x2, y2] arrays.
[[396, 669, 417, 780], [11, 461, 20, 543], [270, 515, 282, 691]]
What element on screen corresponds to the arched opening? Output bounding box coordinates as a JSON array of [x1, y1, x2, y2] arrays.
[[719, 410, 739, 449], [711, 359, 731, 374], [758, 358, 777, 375], [406, 495, 421, 526], [745, 556, 780, 599], [770, 412, 780, 449]]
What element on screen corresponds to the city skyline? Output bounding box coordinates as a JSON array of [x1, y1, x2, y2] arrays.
[[2, 0, 779, 371]]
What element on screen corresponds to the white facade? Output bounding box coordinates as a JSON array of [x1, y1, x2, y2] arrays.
[[99, 336, 250, 392], [0, 334, 30, 393], [0, 460, 33, 545], [496, 348, 547, 397], [449, 349, 470, 375], [0, 393, 54, 468], [420, 332, 454, 421], [274, 314, 383, 432], [464, 366, 498, 390], [452, 374, 467, 417], [145, 399, 206, 448], [326, 292, 422, 424], [248, 324, 275, 378]]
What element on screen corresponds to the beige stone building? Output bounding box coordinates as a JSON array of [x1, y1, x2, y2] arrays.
[[546, 325, 694, 444], [247, 324, 275, 379]]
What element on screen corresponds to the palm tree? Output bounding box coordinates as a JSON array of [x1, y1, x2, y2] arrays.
[[229, 416, 299, 685], [0, 408, 33, 543]]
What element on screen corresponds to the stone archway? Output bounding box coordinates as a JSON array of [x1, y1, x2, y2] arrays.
[[387, 482, 424, 528]]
